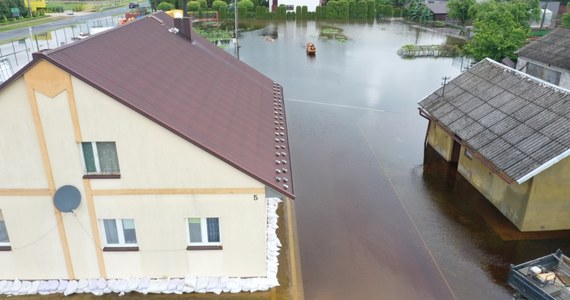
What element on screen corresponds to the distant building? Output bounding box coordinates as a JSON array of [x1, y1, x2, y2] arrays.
[[419, 58, 570, 232], [0, 12, 294, 296], [516, 27, 570, 89], [426, 2, 449, 22], [274, 0, 320, 12]]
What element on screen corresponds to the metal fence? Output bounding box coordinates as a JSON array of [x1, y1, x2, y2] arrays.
[[0, 15, 122, 82]]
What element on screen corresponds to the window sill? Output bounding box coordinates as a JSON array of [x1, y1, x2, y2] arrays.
[[83, 174, 121, 179], [187, 245, 223, 251], [103, 246, 139, 252], [0, 246, 12, 251]]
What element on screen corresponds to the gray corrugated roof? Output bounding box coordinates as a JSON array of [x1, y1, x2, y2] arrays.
[[516, 27, 570, 70], [418, 58, 570, 183], [2, 12, 294, 198], [426, 2, 448, 15]]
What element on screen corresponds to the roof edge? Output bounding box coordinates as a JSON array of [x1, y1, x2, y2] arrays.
[[516, 148, 570, 184]]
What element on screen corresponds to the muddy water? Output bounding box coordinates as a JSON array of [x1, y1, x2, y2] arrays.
[[234, 21, 570, 299]]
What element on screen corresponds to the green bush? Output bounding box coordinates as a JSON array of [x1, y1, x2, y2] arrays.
[[238, 0, 254, 11], [367, 1, 375, 18], [326, 0, 350, 19], [302, 6, 308, 18], [187, 1, 200, 11], [276, 5, 287, 19], [212, 0, 227, 18], [198, 0, 208, 8], [349, 0, 356, 18], [354, 0, 368, 18], [562, 13, 570, 28], [157, 2, 175, 10]]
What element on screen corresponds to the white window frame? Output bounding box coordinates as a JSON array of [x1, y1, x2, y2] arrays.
[[80, 141, 120, 175], [100, 219, 138, 247], [0, 210, 10, 247], [186, 217, 221, 246]]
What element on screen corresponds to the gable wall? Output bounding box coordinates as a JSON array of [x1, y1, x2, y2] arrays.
[[426, 121, 454, 162], [524, 156, 570, 231], [516, 57, 570, 90], [457, 147, 531, 230], [0, 60, 268, 280]]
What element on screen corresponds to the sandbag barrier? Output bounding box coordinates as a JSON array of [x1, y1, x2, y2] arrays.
[[0, 197, 283, 296]]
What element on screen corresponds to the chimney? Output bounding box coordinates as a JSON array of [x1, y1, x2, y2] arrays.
[[174, 17, 192, 41]]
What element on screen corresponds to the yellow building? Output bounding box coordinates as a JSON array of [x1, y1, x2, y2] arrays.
[[0, 12, 294, 296], [23, 0, 47, 12], [419, 58, 570, 232]]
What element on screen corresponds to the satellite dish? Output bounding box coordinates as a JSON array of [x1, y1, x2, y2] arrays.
[[53, 185, 81, 213]]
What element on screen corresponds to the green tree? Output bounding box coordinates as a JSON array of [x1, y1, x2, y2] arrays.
[[466, 9, 528, 61], [447, 0, 475, 26], [326, 0, 349, 19], [407, 0, 432, 23], [562, 13, 570, 28]]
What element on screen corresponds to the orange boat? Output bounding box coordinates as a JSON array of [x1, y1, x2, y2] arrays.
[[306, 42, 316, 55]]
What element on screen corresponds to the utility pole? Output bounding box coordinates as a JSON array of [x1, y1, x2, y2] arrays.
[[234, 0, 240, 60], [540, 1, 549, 29], [27, 0, 32, 18], [441, 76, 450, 97]]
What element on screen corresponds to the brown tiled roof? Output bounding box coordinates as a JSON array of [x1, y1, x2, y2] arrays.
[[418, 58, 570, 184], [7, 12, 294, 198], [516, 27, 570, 71]]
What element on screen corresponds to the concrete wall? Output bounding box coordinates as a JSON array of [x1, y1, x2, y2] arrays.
[[426, 121, 454, 162], [0, 60, 268, 280]]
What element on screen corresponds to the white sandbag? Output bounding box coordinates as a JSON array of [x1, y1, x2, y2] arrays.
[[195, 277, 208, 293], [227, 278, 241, 293], [165, 278, 179, 294], [206, 277, 221, 295], [76, 279, 88, 293], [137, 278, 150, 294], [28, 281, 40, 295], [56, 279, 68, 293], [1, 281, 13, 295], [146, 279, 159, 294], [97, 278, 107, 291], [175, 278, 185, 294], [107, 279, 119, 293], [64, 280, 78, 296], [157, 278, 169, 293], [117, 279, 128, 293], [127, 278, 139, 292], [37, 280, 49, 295], [9, 279, 22, 295], [46, 279, 59, 292]]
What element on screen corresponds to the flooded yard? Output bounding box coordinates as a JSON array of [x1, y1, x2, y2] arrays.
[[232, 20, 570, 299]]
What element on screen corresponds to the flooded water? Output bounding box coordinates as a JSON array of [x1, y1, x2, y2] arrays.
[[232, 20, 570, 300]]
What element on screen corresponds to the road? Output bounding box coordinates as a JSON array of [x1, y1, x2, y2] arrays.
[[0, 7, 130, 42]]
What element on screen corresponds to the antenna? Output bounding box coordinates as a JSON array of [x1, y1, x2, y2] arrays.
[[441, 76, 450, 97], [53, 185, 81, 213]]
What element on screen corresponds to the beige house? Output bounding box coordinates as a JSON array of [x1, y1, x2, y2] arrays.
[[0, 12, 294, 295], [419, 58, 570, 232]]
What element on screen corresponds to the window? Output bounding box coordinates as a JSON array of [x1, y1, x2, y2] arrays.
[[187, 217, 222, 250], [101, 219, 138, 251], [0, 210, 10, 250], [81, 142, 120, 177], [464, 149, 473, 160]]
